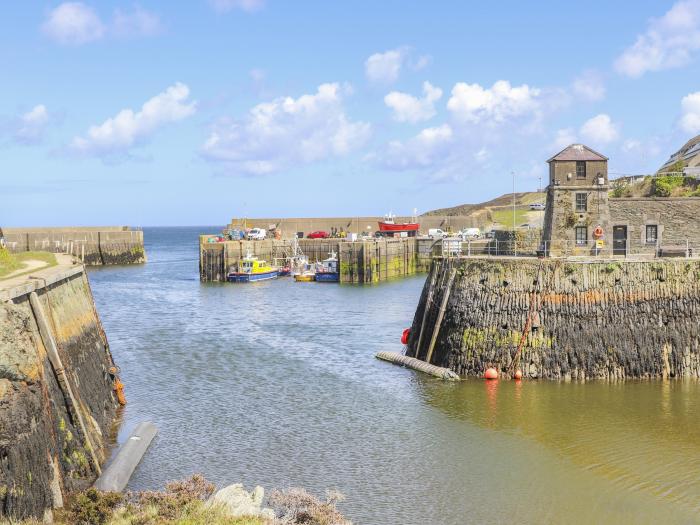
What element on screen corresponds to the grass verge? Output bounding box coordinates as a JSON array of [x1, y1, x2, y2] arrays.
[[0, 250, 58, 279]]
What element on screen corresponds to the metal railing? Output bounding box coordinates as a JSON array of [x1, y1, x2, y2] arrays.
[[437, 238, 700, 259]]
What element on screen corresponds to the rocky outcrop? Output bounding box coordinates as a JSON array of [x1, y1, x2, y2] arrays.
[[0, 265, 119, 521], [207, 484, 275, 520], [408, 257, 700, 380]]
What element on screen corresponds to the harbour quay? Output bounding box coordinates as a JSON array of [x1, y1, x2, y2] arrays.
[[200, 236, 434, 284]]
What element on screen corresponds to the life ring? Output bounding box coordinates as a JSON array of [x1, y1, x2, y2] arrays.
[[593, 226, 604, 238], [401, 328, 411, 345]]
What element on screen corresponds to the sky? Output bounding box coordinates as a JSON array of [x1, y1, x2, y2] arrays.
[[2, 0, 700, 226]]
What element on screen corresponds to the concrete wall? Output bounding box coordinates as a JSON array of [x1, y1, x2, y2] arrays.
[[227, 215, 480, 237], [0, 263, 120, 521], [408, 257, 700, 379], [3, 228, 146, 265], [609, 197, 700, 255]]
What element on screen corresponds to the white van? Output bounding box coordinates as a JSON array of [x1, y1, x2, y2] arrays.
[[247, 228, 266, 240], [459, 227, 480, 240], [428, 228, 447, 239]]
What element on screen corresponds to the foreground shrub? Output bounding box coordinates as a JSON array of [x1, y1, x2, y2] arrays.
[[33, 475, 351, 525], [268, 488, 351, 525]]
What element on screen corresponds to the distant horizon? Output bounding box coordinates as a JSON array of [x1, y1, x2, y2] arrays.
[[2, 1, 697, 226]]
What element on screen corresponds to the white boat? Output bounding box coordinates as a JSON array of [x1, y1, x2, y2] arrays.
[[315, 251, 339, 282]]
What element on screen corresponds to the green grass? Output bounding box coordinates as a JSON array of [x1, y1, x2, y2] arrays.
[[490, 207, 530, 227], [0, 249, 58, 279]]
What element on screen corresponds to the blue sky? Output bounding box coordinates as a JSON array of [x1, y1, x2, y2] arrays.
[[2, 0, 700, 226]]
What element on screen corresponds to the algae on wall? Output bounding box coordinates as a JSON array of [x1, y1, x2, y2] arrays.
[[408, 257, 700, 380], [0, 270, 119, 521]]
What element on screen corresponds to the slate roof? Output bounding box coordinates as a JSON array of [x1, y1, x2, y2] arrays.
[[547, 144, 609, 162]]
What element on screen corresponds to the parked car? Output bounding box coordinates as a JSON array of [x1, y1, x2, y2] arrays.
[[428, 228, 447, 239], [459, 227, 481, 240], [247, 228, 266, 240], [307, 230, 329, 239], [529, 203, 545, 210]]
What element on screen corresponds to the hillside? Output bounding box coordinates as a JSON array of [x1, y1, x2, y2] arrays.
[[423, 191, 546, 230], [610, 175, 700, 198]]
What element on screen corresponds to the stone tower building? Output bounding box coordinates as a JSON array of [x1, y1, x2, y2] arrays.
[[542, 144, 611, 256]]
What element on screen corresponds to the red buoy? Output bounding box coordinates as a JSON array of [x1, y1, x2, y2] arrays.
[[484, 367, 498, 380], [514, 370, 523, 380], [401, 328, 410, 345]]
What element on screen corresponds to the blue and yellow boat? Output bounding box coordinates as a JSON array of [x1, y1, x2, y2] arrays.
[[228, 253, 279, 282], [314, 252, 339, 282]]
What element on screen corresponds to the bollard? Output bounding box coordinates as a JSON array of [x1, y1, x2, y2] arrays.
[[94, 422, 158, 492]]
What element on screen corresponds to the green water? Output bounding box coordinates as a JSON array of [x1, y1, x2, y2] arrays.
[[88, 227, 700, 524]]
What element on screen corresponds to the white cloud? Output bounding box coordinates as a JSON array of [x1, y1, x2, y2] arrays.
[[621, 139, 642, 153], [572, 70, 606, 101], [381, 124, 454, 171], [209, 0, 265, 13], [201, 83, 371, 175], [113, 6, 163, 37], [71, 82, 196, 158], [41, 2, 162, 44], [447, 80, 541, 123], [365, 48, 405, 84], [384, 81, 442, 123], [680, 91, 700, 133], [14, 105, 51, 144], [42, 2, 104, 45], [1, 105, 53, 145], [552, 128, 577, 150], [580, 114, 619, 144], [615, 0, 700, 77]]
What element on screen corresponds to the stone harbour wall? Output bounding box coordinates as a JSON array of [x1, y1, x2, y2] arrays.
[[200, 237, 424, 283], [407, 257, 700, 380], [3, 228, 146, 266], [0, 263, 120, 521]]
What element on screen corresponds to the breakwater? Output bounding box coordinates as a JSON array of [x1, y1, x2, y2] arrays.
[[0, 257, 121, 521], [226, 215, 478, 238], [407, 257, 700, 379], [200, 237, 436, 283], [3, 227, 146, 265]]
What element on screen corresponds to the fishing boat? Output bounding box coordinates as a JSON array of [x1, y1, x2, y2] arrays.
[[294, 271, 316, 282], [288, 237, 315, 282], [227, 252, 279, 282], [377, 211, 419, 236], [315, 251, 339, 282]]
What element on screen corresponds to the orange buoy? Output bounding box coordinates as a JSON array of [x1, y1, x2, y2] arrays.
[[401, 328, 410, 345], [113, 379, 127, 406], [593, 226, 604, 238], [484, 367, 498, 380], [514, 370, 523, 380]]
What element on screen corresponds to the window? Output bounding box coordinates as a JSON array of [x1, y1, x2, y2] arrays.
[[576, 161, 586, 179], [575, 226, 587, 246], [575, 193, 588, 212], [646, 225, 658, 244]]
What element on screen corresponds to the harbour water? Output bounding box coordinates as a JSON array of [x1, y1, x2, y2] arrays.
[[89, 227, 700, 524]]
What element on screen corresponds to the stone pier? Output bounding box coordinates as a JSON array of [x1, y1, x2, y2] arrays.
[[407, 257, 700, 380]]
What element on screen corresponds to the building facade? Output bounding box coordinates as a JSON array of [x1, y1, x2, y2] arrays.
[[543, 144, 700, 257]]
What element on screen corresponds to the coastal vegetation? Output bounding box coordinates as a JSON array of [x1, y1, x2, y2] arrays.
[[0, 249, 57, 279], [610, 171, 700, 199], [1, 475, 350, 525]]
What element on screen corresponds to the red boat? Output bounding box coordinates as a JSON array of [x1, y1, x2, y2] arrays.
[[377, 213, 420, 235]]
